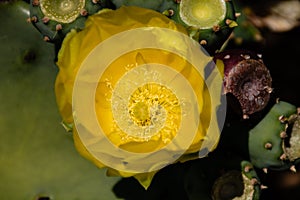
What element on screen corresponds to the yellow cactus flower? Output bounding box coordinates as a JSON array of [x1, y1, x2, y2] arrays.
[[55, 6, 224, 189]]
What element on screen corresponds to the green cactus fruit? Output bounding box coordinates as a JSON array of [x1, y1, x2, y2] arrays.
[[171, 0, 238, 54], [111, 0, 238, 55], [28, 0, 114, 46], [0, 1, 119, 199], [249, 101, 298, 170]]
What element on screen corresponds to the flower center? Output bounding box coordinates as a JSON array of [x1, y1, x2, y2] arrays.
[[110, 64, 182, 141], [40, 0, 85, 23], [128, 83, 178, 129], [113, 81, 181, 140], [129, 102, 151, 127]]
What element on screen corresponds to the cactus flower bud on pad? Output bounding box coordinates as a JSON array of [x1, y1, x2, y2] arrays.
[[55, 6, 225, 189]]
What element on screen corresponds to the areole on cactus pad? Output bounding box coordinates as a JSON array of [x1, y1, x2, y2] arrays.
[[55, 6, 225, 189]]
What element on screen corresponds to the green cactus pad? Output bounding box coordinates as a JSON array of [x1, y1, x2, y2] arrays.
[[0, 2, 119, 199], [249, 101, 297, 169]]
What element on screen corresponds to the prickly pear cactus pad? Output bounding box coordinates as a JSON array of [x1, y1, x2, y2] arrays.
[[54, 5, 225, 189], [248, 101, 298, 170], [0, 1, 119, 199]]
